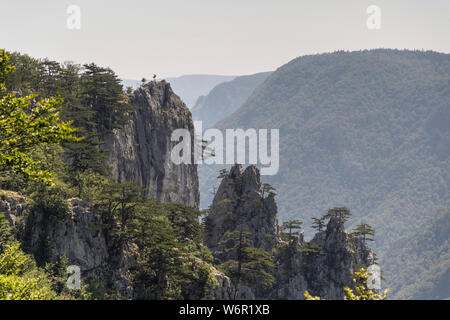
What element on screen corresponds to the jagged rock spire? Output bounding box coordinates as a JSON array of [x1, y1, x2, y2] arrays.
[[205, 165, 376, 299], [106, 80, 199, 207], [205, 164, 280, 263]]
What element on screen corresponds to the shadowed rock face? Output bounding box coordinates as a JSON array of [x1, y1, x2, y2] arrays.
[[205, 164, 375, 299], [107, 81, 199, 207], [0, 191, 25, 226], [273, 216, 375, 300], [204, 164, 280, 263], [23, 199, 109, 276]]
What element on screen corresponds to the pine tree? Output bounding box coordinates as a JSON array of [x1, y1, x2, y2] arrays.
[[218, 229, 274, 299], [311, 216, 326, 232], [323, 207, 352, 223], [81, 63, 133, 134], [0, 50, 77, 183], [217, 168, 229, 179], [281, 220, 303, 242], [351, 223, 375, 244], [344, 267, 389, 300], [262, 183, 277, 197]]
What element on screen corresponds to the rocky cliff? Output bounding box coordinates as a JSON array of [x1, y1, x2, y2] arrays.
[[0, 82, 200, 297], [205, 164, 375, 299], [272, 216, 375, 299], [22, 199, 109, 278], [106, 81, 199, 207], [205, 164, 279, 263]]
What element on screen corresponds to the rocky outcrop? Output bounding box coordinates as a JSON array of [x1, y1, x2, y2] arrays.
[[0, 190, 25, 226], [209, 268, 255, 300], [205, 164, 375, 300], [3, 82, 200, 297], [21, 198, 138, 294], [204, 164, 279, 263], [106, 81, 199, 207], [273, 216, 375, 300], [23, 199, 109, 278]]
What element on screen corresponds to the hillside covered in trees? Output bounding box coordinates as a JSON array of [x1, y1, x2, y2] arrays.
[[382, 208, 449, 299], [191, 72, 272, 128], [199, 49, 449, 298], [0, 50, 384, 300]]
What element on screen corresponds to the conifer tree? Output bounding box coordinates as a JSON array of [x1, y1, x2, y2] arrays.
[[351, 223, 375, 244], [323, 207, 352, 223], [262, 183, 277, 197], [281, 220, 303, 242], [217, 168, 229, 179], [218, 229, 275, 299], [0, 49, 76, 183], [311, 216, 326, 232]]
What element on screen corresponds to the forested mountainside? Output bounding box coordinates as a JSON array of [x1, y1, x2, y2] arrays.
[[383, 208, 450, 300], [0, 50, 381, 300], [199, 49, 450, 298], [122, 75, 236, 108], [191, 72, 272, 128]]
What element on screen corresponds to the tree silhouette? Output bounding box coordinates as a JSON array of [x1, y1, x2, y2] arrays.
[[262, 183, 277, 197], [311, 217, 326, 232], [281, 220, 303, 242], [217, 168, 229, 179], [323, 207, 352, 223], [351, 223, 375, 244], [218, 229, 274, 299]]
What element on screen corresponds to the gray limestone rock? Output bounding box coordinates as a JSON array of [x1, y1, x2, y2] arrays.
[[106, 81, 199, 207], [205, 164, 376, 300]]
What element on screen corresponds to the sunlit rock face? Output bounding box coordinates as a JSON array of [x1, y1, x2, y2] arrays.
[[107, 81, 199, 207]]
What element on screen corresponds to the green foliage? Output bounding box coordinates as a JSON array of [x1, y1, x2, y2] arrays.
[[382, 208, 450, 299], [0, 213, 14, 252], [304, 290, 320, 300], [262, 183, 277, 197], [1, 50, 225, 301], [280, 219, 302, 242], [198, 50, 450, 299], [298, 243, 324, 257], [323, 207, 352, 223], [0, 49, 77, 184], [4, 51, 134, 196], [131, 214, 182, 299], [44, 254, 69, 294], [303, 267, 389, 300], [128, 200, 218, 300], [95, 181, 145, 236], [217, 169, 229, 179], [218, 229, 275, 299], [80, 63, 133, 134], [0, 242, 56, 300], [311, 217, 326, 232], [216, 198, 232, 206], [344, 267, 389, 300], [164, 203, 203, 244], [27, 183, 71, 222], [351, 223, 375, 243]]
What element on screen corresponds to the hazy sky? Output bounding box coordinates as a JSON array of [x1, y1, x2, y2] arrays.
[[1, 0, 449, 79]]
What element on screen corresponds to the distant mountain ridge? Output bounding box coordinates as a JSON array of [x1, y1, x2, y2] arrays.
[[191, 72, 272, 128], [384, 208, 450, 299], [198, 49, 450, 298], [122, 74, 236, 108]]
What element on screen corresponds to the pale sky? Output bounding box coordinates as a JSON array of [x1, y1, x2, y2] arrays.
[[1, 0, 449, 79]]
